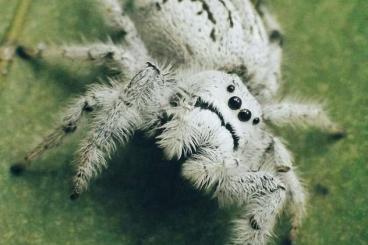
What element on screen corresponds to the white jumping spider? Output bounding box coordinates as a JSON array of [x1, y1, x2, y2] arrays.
[[11, 0, 345, 244]]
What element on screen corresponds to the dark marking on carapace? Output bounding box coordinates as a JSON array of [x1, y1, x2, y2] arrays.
[[155, 2, 162, 10], [185, 44, 194, 55], [192, 0, 217, 24], [218, 0, 234, 27], [210, 28, 216, 41]]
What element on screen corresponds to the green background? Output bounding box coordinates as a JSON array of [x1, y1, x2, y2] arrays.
[[0, 0, 367, 244]]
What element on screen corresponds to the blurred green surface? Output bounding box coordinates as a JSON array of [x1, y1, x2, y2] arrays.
[[0, 0, 367, 244]]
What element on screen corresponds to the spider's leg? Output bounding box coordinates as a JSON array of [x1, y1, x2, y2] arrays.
[[72, 63, 165, 198], [71, 96, 140, 199], [279, 168, 307, 243], [263, 101, 346, 138], [182, 149, 287, 245], [253, 0, 284, 46], [96, 0, 147, 57], [266, 136, 307, 243], [9, 82, 124, 175], [17, 43, 146, 77], [257, 0, 284, 102]]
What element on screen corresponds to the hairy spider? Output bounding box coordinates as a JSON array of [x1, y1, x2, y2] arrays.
[[11, 0, 345, 244]]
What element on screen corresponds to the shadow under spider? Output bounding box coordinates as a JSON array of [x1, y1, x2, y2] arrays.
[[89, 133, 233, 245]]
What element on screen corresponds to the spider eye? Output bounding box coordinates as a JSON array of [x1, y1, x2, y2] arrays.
[[228, 96, 242, 110], [238, 109, 252, 122], [227, 85, 235, 93], [252, 117, 260, 125]]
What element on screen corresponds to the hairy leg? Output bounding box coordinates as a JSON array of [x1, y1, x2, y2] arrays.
[[253, 0, 284, 46], [72, 63, 166, 197], [71, 98, 140, 199], [279, 168, 307, 242], [17, 0, 150, 76], [256, 0, 284, 102], [11, 97, 91, 174], [17, 43, 144, 77], [262, 135, 307, 243], [231, 190, 286, 245], [182, 149, 287, 245], [10, 82, 123, 175], [96, 0, 148, 57], [263, 101, 346, 137]]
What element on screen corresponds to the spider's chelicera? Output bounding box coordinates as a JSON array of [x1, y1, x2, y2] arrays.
[[11, 0, 345, 244]]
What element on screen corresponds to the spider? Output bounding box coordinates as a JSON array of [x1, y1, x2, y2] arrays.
[[10, 0, 345, 244]]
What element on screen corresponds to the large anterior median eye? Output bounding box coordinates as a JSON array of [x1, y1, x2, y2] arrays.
[[228, 96, 242, 110], [238, 109, 252, 122]]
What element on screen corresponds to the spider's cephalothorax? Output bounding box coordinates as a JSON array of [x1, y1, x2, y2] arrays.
[[11, 0, 345, 244]]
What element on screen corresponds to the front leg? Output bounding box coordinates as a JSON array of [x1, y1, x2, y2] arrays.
[[177, 125, 286, 244], [71, 99, 140, 199], [72, 63, 165, 198], [10, 82, 122, 175], [182, 149, 286, 245]]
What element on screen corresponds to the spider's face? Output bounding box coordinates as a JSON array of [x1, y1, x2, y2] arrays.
[[182, 71, 263, 150]]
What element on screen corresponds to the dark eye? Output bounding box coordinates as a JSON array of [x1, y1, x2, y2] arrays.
[[227, 85, 235, 93], [252, 117, 260, 125], [238, 109, 252, 122], [228, 96, 242, 110]]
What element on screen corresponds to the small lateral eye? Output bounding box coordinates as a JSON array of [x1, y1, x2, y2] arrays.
[[228, 96, 242, 110], [253, 117, 260, 125], [227, 85, 235, 93], [238, 109, 252, 122]]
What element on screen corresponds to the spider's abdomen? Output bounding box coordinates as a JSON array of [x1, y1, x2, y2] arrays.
[[132, 0, 270, 72]]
